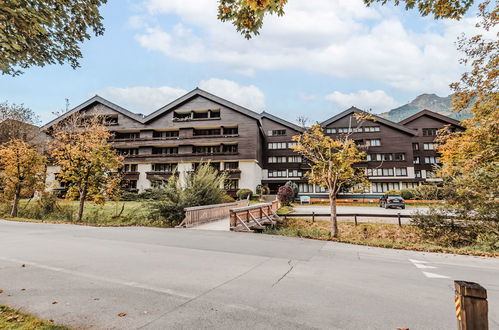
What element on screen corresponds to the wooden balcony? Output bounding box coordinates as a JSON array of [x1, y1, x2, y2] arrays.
[[146, 171, 174, 180], [222, 169, 241, 179], [121, 171, 140, 180]]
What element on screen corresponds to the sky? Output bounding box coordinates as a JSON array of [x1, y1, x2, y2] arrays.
[[0, 0, 485, 125]]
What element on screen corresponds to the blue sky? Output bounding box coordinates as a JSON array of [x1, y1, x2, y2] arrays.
[[0, 0, 482, 124]]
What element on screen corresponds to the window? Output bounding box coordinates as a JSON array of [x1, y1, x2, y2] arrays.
[[122, 164, 138, 172], [425, 156, 440, 164], [288, 142, 298, 148], [223, 144, 238, 153], [268, 142, 287, 149], [382, 154, 393, 161], [364, 126, 380, 132], [268, 129, 286, 136], [152, 147, 178, 155], [366, 168, 395, 176], [395, 168, 407, 176], [288, 156, 302, 163], [268, 170, 287, 178], [423, 143, 436, 150], [412, 143, 419, 151], [372, 182, 400, 193], [117, 148, 139, 156], [382, 168, 394, 176], [316, 186, 328, 193], [152, 163, 176, 172], [153, 130, 179, 138], [423, 128, 438, 136], [225, 179, 239, 190], [326, 128, 336, 134], [223, 127, 238, 135], [210, 109, 221, 118], [288, 169, 302, 177], [298, 183, 314, 193], [103, 115, 118, 125], [366, 139, 381, 147], [414, 156, 420, 164], [394, 153, 406, 161], [268, 156, 287, 163], [224, 162, 239, 170], [121, 180, 137, 190], [415, 170, 422, 178], [193, 128, 221, 136], [114, 132, 139, 140]]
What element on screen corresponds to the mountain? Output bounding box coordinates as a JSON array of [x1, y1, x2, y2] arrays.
[[380, 93, 470, 122]]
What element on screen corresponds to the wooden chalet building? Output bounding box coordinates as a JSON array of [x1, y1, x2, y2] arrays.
[[41, 89, 463, 197]]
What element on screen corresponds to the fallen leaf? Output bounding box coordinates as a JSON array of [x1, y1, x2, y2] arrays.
[[21, 288, 26, 291], [21, 264, 25, 268], [118, 312, 127, 317], [0, 289, 3, 294], [49, 319, 54, 323], [52, 301, 58, 304], [7, 294, 12, 296], [93, 298, 100, 301]]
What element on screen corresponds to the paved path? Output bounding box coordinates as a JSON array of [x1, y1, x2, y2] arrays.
[[191, 218, 230, 231], [0, 219, 498, 329]]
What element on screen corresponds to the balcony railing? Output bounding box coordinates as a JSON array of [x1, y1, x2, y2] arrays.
[[146, 171, 175, 180]]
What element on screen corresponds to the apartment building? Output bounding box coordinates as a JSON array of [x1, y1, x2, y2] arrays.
[[41, 88, 463, 197]]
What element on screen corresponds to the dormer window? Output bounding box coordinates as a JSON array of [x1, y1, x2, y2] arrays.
[[173, 109, 221, 121], [268, 129, 286, 136]]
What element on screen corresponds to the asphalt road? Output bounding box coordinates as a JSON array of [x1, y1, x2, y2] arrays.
[[0, 220, 498, 329], [293, 205, 428, 216]]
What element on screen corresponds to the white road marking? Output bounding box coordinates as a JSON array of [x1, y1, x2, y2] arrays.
[[0, 256, 194, 299], [409, 259, 450, 279], [422, 271, 451, 279]]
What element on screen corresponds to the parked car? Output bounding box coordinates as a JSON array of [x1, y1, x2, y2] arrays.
[[379, 194, 405, 209]]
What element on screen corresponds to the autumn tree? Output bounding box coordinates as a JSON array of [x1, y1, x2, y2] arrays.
[[292, 124, 367, 238], [0, 0, 107, 76], [0, 139, 46, 217], [436, 2, 498, 220], [218, 0, 477, 38], [49, 113, 123, 222]]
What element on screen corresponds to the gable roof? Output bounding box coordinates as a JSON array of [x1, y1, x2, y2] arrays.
[[143, 88, 261, 123], [321, 106, 417, 136], [398, 109, 464, 128], [41, 95, 144, 130], [260, 111, 305, 132]]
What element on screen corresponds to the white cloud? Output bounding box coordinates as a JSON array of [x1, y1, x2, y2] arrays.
[[325, 90, 399, 112], [199, 78, 266, 111], [298, 92, 316, 101], [99, 86, 187, 114], [98, 79, 266, 114], [133, 0, 486, 95]]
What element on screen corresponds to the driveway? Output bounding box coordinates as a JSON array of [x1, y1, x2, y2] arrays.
[[0, 220, 498, 329]]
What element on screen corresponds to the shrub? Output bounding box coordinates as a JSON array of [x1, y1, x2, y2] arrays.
[[236, 189, 253, 200], [222, 195, 236, 203], [277, 185, 294, 206], [120, 191, 140, 201], [400, 188, 416, 200], [285, 181, 299, 197], [256, 184, 270, 195], [149, 163, 229, 227], [413, 184, 441, 200], [385, 190, 401, 196], [139, 188, 166, 200]]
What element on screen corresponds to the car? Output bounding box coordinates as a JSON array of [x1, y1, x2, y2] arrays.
[[379, 194, 405, 209]]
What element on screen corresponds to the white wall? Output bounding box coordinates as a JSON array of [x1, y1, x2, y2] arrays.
[[137, 163, 152, 192], [239, 161, 262, 192]]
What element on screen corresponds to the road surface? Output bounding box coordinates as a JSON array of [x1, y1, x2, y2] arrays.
[[0, 219, 497, 329]]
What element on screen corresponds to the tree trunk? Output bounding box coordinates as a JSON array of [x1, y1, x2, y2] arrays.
[[76, 190, 87, 222], [330, 194, 338, 238], [10, 185, 21, 217]]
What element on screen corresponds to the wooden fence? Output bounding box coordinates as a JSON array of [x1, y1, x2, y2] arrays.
[[178, 200, 249, 228], [281, 212, 412, 226], [229, 201, 280, 231]]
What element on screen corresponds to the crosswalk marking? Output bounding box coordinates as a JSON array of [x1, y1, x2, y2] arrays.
[[409, 259, 450, 279]]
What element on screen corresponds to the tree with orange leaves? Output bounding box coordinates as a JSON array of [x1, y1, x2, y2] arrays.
[[291, 124, 367, 238], [0, 139, 46, 217], [49, 113, 123, 222]]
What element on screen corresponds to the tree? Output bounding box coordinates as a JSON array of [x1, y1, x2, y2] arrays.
[[0, 101, 40, 143], [292, 124, 367, 237], [218, 0, 476, 38], [0, 139, 46, 217], [49, 113, 123, 222], [0, 0, 107, 76], [435, 2, 498, 221]]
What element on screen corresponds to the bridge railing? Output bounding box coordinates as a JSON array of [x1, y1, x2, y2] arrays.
[[178, 200, 249, 228], [229, 201, 280, 230]]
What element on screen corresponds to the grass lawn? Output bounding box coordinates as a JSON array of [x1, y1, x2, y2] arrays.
[[265, 217, 498, 257], [0, 305, 69, 330], [2, 200, 153, 227]]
